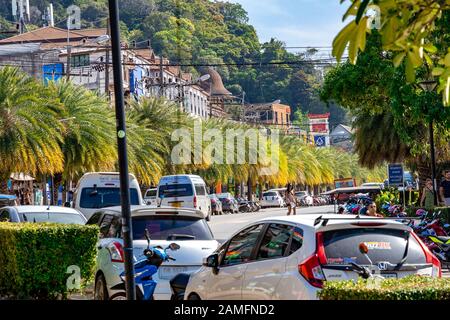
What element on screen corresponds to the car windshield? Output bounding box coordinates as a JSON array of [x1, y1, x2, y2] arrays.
[[80, 187, 140, 209], [132, 215, 214, 241], [22, 212, 85, 225], [158, 184, 193, 198], [322, 228, 426, 265]]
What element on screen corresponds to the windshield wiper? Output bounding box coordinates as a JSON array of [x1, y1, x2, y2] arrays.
[[166, 234, 196, 240]]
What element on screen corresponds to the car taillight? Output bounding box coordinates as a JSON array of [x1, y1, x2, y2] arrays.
[[298, 232, 327, 288], [107, 241, 124, 263], [411, 232, 441, 277], [193, 196, 197, 208]]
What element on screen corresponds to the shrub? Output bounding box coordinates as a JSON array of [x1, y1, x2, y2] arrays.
[[0, 222, 99, 299], [318, 276, 450, 300]]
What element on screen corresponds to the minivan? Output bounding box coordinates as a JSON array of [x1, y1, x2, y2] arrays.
[[144, 188, 157, 206], [156, 175, 211, 221], [72, 172, 144, 219]]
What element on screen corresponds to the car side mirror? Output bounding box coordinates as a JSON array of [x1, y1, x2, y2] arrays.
[[63, 202, 71, 208], [203, 253, 219, 273]]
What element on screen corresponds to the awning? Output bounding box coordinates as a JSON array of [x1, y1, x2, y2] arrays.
[[10, 173, 35, 181]]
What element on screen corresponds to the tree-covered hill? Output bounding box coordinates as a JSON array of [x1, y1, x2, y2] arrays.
[[0, 0, 347, 124]]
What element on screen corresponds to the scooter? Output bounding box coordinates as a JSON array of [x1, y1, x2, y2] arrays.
[[109, 229, 180, 300]]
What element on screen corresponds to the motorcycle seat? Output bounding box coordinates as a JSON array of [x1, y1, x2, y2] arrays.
[[433, 236, 450, 243]]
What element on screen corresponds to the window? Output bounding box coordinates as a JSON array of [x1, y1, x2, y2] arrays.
[[132, 216, 213, 241], [70, 54, 90, 68], [158, 184, 194, 198], [79, 187, 140, 209], [286, 114, 290, 124], [99, 214, 114, 238], [257, 224, 292, 260], [289, 227, 304, 254], [86, 212, 103, 225], [195, 184, 206, 196], [222, 224, 265, 266], [0, 210, 10, 222], [22, 212, 85, 225]]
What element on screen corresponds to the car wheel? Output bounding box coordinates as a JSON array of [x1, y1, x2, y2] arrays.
[[188, 293, 201, 300], [109, 292, 127, 300], [94, 273, 109, 300]]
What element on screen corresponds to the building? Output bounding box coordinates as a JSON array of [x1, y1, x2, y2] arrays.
[[330, 124, 354, 151], [308, 113, 331, 147], [243, 102, 291, 128], [0, 27, 212, 119]]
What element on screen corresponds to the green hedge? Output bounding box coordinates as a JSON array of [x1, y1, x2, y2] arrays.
[[318, 276, 450, 300], [0, 222, 99, 299], [405, 206, 450, 223]]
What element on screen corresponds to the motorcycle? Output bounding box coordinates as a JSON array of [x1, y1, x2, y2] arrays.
[[109, 229, 180, 300], [236, 197, 252, 213]]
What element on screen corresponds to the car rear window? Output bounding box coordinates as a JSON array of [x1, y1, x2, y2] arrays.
[[80, 187, 140, 208], [158, 184, 194, 198], [322, 228, 426, 265], [145, 189, 156, 197], [263, 192, 277, 197], [132, 216, 213, 241], [22, 212, 85, 225]]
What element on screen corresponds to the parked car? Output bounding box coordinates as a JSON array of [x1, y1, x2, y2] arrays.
[[144, 188, 157, 206], [183, 214, 441, 300], [157, 175, 211, 221], [0, 206, 86, 224], [72, 172, 144, 220], [216, 193, 239, 214], [260, 190, 285, 208], [208, 194, 223, 215], [86, 206, 219, 300], [0, 194, 18, 208]]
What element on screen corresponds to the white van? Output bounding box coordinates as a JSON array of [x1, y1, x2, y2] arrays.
[[156, 175, 211, 221], [144, 188, 157, 206], [73, 172, 144, 219]]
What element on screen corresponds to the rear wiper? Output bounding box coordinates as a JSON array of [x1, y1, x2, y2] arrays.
[[166, 234, 196, 240]]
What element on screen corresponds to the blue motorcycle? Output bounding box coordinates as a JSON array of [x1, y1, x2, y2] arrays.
[[109, 229, 180, 300]]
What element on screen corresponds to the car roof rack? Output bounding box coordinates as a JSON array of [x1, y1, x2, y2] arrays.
[[313, 215, 421, 227]]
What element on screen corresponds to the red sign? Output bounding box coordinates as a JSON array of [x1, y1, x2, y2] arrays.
[[311, 123, 327, 132]]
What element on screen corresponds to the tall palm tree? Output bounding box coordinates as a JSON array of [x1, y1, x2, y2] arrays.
[[0, 67, 64, 181]]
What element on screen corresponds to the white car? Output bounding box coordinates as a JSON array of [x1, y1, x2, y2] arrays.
[[0, 205, 86, 224], [184, 214, 441, 300], [260, 190, 285, 208], [86, 206, 219, 300]]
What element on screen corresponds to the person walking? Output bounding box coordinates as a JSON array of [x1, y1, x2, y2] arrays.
[[286, 183, 297, 216], [439, 170, 450, 206], [420, 178, 435, 210]]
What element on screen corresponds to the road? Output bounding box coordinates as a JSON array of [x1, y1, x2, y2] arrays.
[[208, 205, 336, 241]]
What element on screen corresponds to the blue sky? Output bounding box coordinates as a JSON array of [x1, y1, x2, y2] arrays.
[[231, 0, 348, 48]]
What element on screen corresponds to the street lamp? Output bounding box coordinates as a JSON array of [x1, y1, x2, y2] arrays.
[[418, 78, 439, 206]]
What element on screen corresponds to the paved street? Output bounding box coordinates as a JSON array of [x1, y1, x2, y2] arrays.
[[208, 205, 336, 241]]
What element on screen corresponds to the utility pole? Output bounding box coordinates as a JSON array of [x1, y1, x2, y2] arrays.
[[159, 56, 164, 97], [108, 0, 135, 300], [105, 17, 110, 98]]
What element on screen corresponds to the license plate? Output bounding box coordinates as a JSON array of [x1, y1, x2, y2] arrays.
[[382, 273, 397, 279], [170, 202, 182, 208], [158, 266, 191, 280]]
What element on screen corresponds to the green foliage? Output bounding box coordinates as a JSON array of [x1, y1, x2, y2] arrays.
[[319, 276, 450, 300], [0, 222, 98, 299]]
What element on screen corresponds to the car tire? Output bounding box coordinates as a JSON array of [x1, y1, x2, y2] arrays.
[[109, 292, 126, 300], [188, 293, 201, 300], [94, 273, 109, 300]]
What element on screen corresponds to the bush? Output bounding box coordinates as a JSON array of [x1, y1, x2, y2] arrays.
[[318, 276, 450, 300], [0, 222, 99, 299], [405, 206, 450, 223]]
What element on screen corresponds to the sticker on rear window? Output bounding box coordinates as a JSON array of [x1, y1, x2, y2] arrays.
[[327, 257, 357, 264], [364, 241, 392, 250]]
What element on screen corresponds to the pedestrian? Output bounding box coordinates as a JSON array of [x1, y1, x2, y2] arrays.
[[365, 202, 384, 217], [420, 178, 435, 209], [439, 170, 450, 206], [285, 183, 297, 216]]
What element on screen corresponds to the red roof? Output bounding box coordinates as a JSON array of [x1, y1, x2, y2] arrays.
[[308, 113, 330, 119]]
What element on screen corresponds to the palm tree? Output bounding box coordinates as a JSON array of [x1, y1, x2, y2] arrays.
[[0, 67, 64, 185]]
